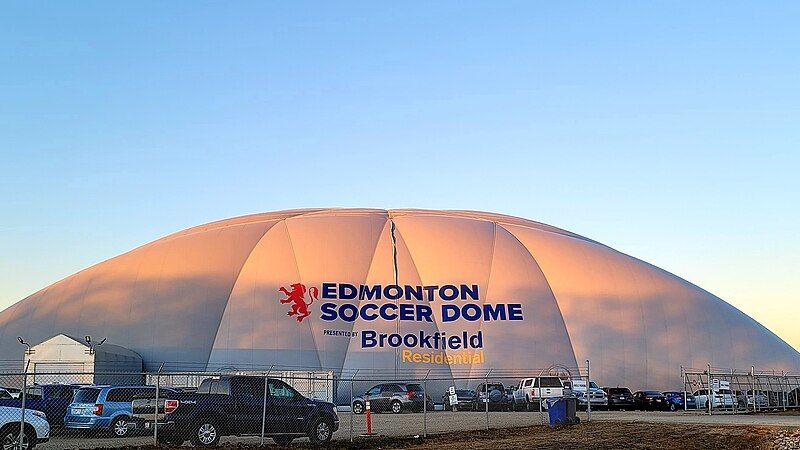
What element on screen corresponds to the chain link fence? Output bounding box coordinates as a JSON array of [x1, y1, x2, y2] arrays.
[[2, 361, 796, 448], [0, 363, 603, 448], [681, 365, 800, 414]]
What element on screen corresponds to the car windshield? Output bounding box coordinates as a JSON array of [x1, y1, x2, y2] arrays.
[[589, 382, 599, 389], [455, 390, 473, 396], [73, 388, 101, 403], [644, 391, 662, 396], [406, 384, 423, 393]]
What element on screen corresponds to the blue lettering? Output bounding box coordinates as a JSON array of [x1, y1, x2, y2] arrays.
[[359, 284, 381, 300], [423, 285, 438, 301], [384, 285, 402, 300], [483, 303, 507, 320], [339, 283, 357, 300], [461, 284, 479, 300], [440, 284, 459, 301], [362, 330, 377, 348], [399, 303, 415, 320], [380, 303, 398, 320], [339, 304, 358, 322], [462, 303, 481, 321], [508, 303, 524, 320], [360, 303, 378, 320], [322, 283, 336, 299], [404, 285, 423, 301], [442, 304, 460, 322], [417, 304, 433, 322], [320, 302, 337, 321]]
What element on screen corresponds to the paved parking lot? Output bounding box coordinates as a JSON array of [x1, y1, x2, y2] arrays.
[[38, 410, 800, 448]]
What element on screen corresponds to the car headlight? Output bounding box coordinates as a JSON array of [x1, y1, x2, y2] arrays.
[[31, 410, 46, 419]]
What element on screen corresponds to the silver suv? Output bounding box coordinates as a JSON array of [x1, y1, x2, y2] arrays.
[[352, 383, 433, 414]]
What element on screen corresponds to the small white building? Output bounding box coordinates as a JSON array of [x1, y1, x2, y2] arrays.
[[24, 334, 144, 385]]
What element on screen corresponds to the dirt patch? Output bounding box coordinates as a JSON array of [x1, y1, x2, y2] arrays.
[[107, 422, 799, 450]]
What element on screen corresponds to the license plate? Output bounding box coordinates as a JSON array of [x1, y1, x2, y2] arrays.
[[145, 422, 150, 429], [73, 408, 86, 415]]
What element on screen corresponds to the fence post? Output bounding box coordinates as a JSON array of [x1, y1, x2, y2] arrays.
[[485, 368, 493, 430], [423, 369, 430, 438], [586, 359, 591, 422], [260, 365, 273, 447], [781, 371, 787, 412], [19, 360, 30, 449], [154, 362, 164, 446], [707, 364, 712, 415], [750, 366, 756, 413], [349, 369, 359, 443], [681, 366, 688, 412], [538, 371, 543, 425]]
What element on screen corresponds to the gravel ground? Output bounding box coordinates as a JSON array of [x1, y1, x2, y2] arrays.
[[38, 411, 800, 449]]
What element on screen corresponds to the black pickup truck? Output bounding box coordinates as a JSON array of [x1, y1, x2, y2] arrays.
[[131, 375, 338, 446]]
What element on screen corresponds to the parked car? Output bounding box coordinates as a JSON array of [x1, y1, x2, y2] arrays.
[[441, 389, 475, 411], [512, 376, 567, 411], [0, 405, 50, 448], [570, 380, 608, 410], [738, 390, 769, 409], [131, 375, 339, 446], [662, 391, 696, 411], [0, 384, 82, 428], [693, 389, 736, 409], [632, 391, 668, 410], [602, 387, 635, 410], [352, 383, 433, 414], [65, 385, 174, 437], [473, 382, 511, 411]]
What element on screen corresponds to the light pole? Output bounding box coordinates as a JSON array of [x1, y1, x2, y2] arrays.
[[84, 335, 106, 356], [17, 337, 34, 450]]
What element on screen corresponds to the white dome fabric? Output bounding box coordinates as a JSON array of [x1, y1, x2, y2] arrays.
[[0, 208, 797, 390]]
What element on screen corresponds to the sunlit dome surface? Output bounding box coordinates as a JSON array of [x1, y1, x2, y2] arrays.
[[0, 208, 797, 389]]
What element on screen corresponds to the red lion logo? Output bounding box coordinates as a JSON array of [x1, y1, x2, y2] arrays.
[[279, 283, 318, 323]]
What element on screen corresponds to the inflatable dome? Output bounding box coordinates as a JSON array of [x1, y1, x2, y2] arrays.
[[0, 208, 797, 390]]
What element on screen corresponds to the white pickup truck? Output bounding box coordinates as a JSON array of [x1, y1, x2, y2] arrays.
[[511, 376, 567, 411]]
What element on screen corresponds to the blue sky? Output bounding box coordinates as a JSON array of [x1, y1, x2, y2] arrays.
[[2, 1, 799, 351]]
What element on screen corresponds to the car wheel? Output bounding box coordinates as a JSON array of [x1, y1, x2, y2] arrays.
[[1, 424, 35, 450], [391, 400, 403, 414], [111, 416, 130, 437], [308, 418, 333, 444], [352, 401, 365, 414], [273, 436, 294, 446], [191, 420, 220, 447]]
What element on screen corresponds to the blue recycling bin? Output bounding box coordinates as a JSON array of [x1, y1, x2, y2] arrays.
[[546, 397, 578, 427], [546, 397, 567, 427]]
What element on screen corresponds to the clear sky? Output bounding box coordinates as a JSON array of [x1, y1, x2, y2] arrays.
[[2, 2, 798, 353]]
